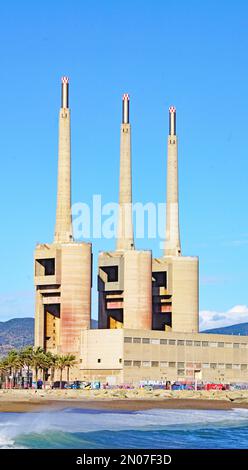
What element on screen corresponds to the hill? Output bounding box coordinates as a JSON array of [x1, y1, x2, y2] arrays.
[[202, 322, 248, 336], [0, 317, 34, 356]]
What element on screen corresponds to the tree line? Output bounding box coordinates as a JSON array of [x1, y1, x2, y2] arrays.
[[0, 346, 76, 389]]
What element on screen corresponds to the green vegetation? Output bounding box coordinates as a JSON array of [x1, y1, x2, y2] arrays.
[[0, 346, 76, 389]]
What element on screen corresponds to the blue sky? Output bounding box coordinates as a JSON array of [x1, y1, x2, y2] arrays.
[[0, 0, 247, 327]]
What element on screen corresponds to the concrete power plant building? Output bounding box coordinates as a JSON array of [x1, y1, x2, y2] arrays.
[[34, 78, 92, 355], [98, 95, 152, 331], [34, 79, 248, 384], [152, 106, 199, 334]]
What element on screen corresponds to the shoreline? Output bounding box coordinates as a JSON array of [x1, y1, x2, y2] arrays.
[[1, 388, 248, 412], [0, 398, 248, 413], [1, 399, 248, 413]]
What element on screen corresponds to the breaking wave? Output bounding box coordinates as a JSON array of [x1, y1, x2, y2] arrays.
[[0, 408, 248, 449]]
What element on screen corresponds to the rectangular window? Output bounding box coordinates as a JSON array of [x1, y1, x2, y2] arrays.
[[194, 341, 201, 347], [218, 363, 225, 369], [169, 362, 176, 368], [233, 364, 240, 369], [241, 364, 247, 370], [169, 340, 176, 345], [97, 359, 101, 363], [133, 361, 141, 367], [186, 340, 193, 346], [225, 343, 232, 348], [210, 363, 217, 369], [119, 358, 122, 363], [209, 342, 218, 347], [241, 343, 247, 349], [142, 338, 150, 344], [226, 364, 232, 369], [177, 362, 185, 368], [203, 363, 210, 368], [124, 360, 132, 366], [202, 341, 209, 347], [218, 342, 224, 348], [151, 339, 159, 345], [151, 361, 159, 367], [160, 361, 168, 368], [142, 361, 150, 367], [233, 343, 240, 349], [160, 339, 167, 345], [177, 340, 185, 346], [177, 369, 185, 376], [133, 337, 141, 344], [124, 337, 132, 343]]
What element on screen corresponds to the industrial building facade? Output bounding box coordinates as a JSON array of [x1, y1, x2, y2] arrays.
[[34, 78, 248, 384], [80, 329, 248, 385]]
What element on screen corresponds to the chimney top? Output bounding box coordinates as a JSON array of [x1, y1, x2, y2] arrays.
[[169, 105, 176, 113], [122, 93, 130, 101], [61, 76, 69, 84]]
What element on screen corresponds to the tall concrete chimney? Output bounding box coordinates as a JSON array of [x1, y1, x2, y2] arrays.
[[164, 106, 181, 256], [54, 77, 73, 243], [116, 94, 134, 250]]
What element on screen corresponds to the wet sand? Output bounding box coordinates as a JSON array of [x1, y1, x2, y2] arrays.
[[1, 398, 248, 413], [1, 389, 248, 412]]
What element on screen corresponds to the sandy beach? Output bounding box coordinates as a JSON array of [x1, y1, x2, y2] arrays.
[[1, 389, 248, 412]]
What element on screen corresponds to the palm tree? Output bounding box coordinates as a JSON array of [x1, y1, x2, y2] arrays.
[[4, 350, 21, 388], [1, 349, 77, 390], [64, 354, 76, 382], [56, 355, 69, 389], [31, 347, 45, 388], [19, 346, 33, 388], [0, 359, 8, 388], [45, 351, 58, 385], [39, 352, 55, 385]]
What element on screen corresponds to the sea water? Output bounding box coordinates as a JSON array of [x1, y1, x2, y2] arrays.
[[0, 408, 248, 449]]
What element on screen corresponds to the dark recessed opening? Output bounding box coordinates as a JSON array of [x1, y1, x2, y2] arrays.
[[102, 265, 118, 282], [36, 258, 55, 276], [152, 271, 167, 288]]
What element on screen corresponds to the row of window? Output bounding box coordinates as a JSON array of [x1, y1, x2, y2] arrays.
[[123, 360, 248, 370], [80, 358, 123, 364], [124, 337, 248, 349]]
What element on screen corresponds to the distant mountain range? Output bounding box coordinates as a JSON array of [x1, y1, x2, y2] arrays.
[[0, 317, 34, 356], [0, 318, 247, 357], [202, 322, 248, 336]]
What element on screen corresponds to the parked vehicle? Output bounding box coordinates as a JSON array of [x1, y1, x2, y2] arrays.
[[172, 382, 184, 390], [52, 381, 68, 389]]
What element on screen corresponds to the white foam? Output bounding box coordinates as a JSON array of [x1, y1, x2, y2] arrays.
[[0, 408, 248, 445], [0, 433, 25, 449]]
